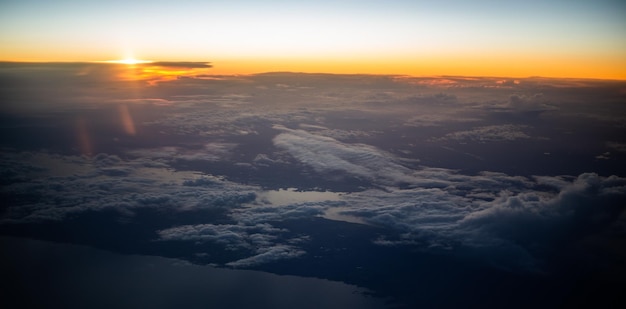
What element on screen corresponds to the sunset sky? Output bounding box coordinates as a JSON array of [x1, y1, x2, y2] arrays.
[[1, 0, 625, 79], [3, 2, 626, 308]]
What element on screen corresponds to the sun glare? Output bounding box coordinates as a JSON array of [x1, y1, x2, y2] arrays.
[[107, 58, 152, 65]]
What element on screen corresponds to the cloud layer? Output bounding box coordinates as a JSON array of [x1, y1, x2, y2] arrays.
[[0, 152, 257, 222], [267, 129, 626, 269], [3, 125, 618, 269], [2, 66, 626, 273]]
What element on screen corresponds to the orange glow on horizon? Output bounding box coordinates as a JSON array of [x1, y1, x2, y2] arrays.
[[5, 55, 620, 81], [203, 55, 626, 80], [2, 0, 624, 81]]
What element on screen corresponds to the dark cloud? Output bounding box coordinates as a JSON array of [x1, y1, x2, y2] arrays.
[[335, 172, 626, 270], [232, 202, 329, 225], [401, 93, 458, 105], [127, 143, 237, 163], [157, 223, 306, 267], [158, 223, 284, 246], [147, 62, 212, 69], [0, 152, 257, 223], [607, 141, 626, 153], [434, 124, 531, 142]]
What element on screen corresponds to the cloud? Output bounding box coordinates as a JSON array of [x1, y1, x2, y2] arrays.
[[127, 143, 237, 163], [232, 203, 330, 225], [404, 113, 480, 127], [0, 151, 257, 223], [158, 223, 306, 267], [0, 149, 311, 267], [158, 223, 285, 248], [272, 125, 417, 185], [23, 138, 614, 271], [2, 67, 625, 276], [266, 127, 626, 269], [461, 174, 626, 236], [226, 245, 305, 267], [595, 152, 611, 160], [298, 124, 372, 141], [401, 93, 458, 104], [271, 125, 544, 190], [252, 154, 280, 167], [507, 93, 554, 112], [434, 125, 531, 142], [607, 141, 626, 153], [336, 172, 626, 270], [147, 62, 212, 69]]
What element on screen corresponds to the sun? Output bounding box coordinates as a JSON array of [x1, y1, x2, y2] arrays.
[[111, 58, 152, 65], [100, 56, 152, 65]]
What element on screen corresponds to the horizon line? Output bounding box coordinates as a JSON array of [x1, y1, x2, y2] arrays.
[[1, 60, 625, 82]]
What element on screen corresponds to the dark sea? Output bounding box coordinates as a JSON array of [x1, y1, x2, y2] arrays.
[[0, 236, 387, 309]]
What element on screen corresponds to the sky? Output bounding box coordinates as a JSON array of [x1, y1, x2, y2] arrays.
[[2, 1, 626, 307], [1, 0, 626, 77]]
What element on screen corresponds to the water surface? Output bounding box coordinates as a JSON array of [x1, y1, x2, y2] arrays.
[[0, 236, 386, 309]]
